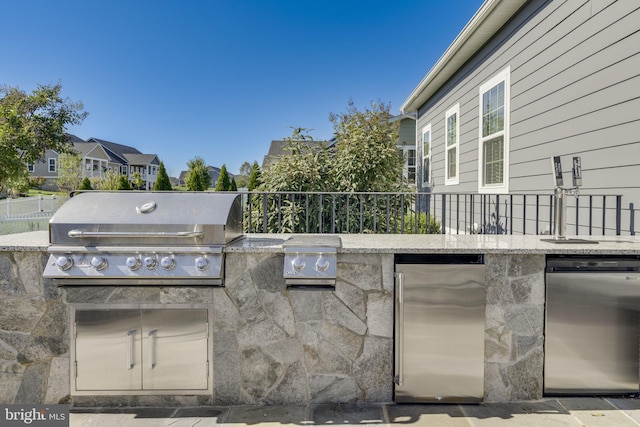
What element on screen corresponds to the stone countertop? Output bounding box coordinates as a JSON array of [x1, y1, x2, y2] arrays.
[[2, 230, 639, 255], [228, 233, 640, 255], [0, 230, 49, 251]]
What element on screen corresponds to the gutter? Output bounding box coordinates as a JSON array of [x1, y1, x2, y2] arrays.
[[401, 0, 527, 113]]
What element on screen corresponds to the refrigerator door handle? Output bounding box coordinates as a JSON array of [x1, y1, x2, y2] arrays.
[[148, 329, 158, 369], [126, 329, 136, 370], [395, 272, 404, 387]]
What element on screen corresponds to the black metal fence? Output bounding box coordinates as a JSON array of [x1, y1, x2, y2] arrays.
[[240, 191, 637, 236]]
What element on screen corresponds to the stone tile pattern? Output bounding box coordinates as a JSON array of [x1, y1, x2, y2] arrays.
[[214, 252, 394, 405], [484, 253, 545, 402], [0, 251, 69, 404]]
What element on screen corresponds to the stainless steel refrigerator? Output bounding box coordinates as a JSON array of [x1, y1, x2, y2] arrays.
[[394, 254, 485, 403]]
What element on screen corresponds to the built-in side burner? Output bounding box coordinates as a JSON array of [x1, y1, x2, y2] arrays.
[[282, 235, 341, 287]]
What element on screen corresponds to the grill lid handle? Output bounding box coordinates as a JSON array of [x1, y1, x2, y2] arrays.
[[67, 230, 204, 239]]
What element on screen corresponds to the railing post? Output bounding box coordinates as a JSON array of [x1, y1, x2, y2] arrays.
[[616, 195, 622, 236], [630, 203, 635, 236], [441, 194, 446, 234]]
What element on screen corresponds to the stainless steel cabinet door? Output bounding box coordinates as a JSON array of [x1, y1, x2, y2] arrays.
[[142, 309, 209, 390], [75, 310, 142, 391], [545, 272, 640, 394], [395, 264, 485, 402]]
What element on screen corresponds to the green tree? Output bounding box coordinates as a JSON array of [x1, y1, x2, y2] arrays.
[[215, 164, 231, 191], [247, 161, 262, 191], [131, 171, 144, 190], [153, 161, 172, 191], [230, 178, 237, 191], [97, 170, 120, 190], [259, 128, 330, 192], [234, 161, 252, 188], [117, 175, 132, 190], [0, 83, 87, 192], [57, 152, 83, 193], [79, 177, 93, 190], [185, 156, 211, 191], [329, 100, 403, 192], [28, 176, 46, 190]]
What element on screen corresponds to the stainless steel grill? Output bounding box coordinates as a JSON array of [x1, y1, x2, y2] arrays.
[[42, 191, 242, 285]]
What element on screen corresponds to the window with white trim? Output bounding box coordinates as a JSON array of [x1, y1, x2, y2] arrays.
[[421, 124, 432, 186], [27, 163, 34, 173], [478, 67, 510, 193], [445, 104, 460, 185], [48, 158, 57, 173]]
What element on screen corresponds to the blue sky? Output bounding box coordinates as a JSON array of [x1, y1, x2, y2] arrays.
[[2, 0, 483, 178]]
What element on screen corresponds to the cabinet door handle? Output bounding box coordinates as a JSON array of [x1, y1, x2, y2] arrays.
[[126, 329, 136, 370], [148, 330, 157, 369], [395, 272, 404, 387]]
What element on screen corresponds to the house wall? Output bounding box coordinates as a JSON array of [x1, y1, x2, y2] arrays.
[[397, 118, 417, 185], [415, 0, 640, 234]]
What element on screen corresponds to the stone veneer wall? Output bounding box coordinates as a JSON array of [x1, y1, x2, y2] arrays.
[[0, 250, 69, 405], [214, 252, 394, 404], [0, 247, 546, 405], [484, 254, 546, 402]]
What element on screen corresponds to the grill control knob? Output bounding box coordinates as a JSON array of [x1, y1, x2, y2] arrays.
[[126, 256, 141, 271], [55, 256, 74, 271], [292, 256, 306, 271], [160, 256, 175, 271], [316, 255, 330, 272], [195, 256, 209, 271], [144, 256, 157, 270], [90, 256, 108, 271]]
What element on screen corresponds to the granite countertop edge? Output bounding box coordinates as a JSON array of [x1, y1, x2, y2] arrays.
[[2, 231, 639, 255]]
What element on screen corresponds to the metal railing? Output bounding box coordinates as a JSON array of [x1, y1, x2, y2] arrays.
[[240, 191, 635, 236]]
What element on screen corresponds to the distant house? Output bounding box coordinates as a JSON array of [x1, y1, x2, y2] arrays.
[[401, 0, 639, 233], [261, 139, 334, 169], [28, 135, 160, 191], [87, 138, 160, 190]]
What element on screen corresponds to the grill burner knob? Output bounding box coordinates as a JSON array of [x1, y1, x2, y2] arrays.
[[55, 256, 74, 271], [126, 256, 141, 271], [160, 256, 175, 270], [292, 256, 306, 271], [144, 256, 157, 270], [195, 256, 209, 271], [91, 256, 108, 271], [316, 255, 330, 271]]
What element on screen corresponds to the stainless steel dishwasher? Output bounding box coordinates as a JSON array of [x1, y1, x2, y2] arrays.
[[545, 255, 640, 395], [394, 254, 485, 403]]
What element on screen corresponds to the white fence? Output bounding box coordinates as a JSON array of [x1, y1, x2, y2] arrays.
[[0, 195, 65, 235]]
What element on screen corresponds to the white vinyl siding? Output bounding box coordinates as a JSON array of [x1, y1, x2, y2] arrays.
[[445, 104, 460, 185], [478, 67, 510, 194], [421, 124, 432, 186]]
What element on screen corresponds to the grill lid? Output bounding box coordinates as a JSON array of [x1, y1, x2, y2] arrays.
[[49, 191, 242, 247]]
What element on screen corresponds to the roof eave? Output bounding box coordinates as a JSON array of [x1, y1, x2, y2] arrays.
[[401, 0, 527, 113]]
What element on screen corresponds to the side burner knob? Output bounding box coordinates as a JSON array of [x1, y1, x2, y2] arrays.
[[195, 256, 209, 271], [316, 255, 330, 272], [144, 256, 157, 270], [292, 256, 306, 271], [90, 256, 108, 271], [55, 256, 74, 271], [160, 256, 175, 271], [126, 256, 141, 271]]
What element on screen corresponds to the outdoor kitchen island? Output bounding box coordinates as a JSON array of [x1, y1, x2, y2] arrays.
[[1, 231, 639, 407]]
